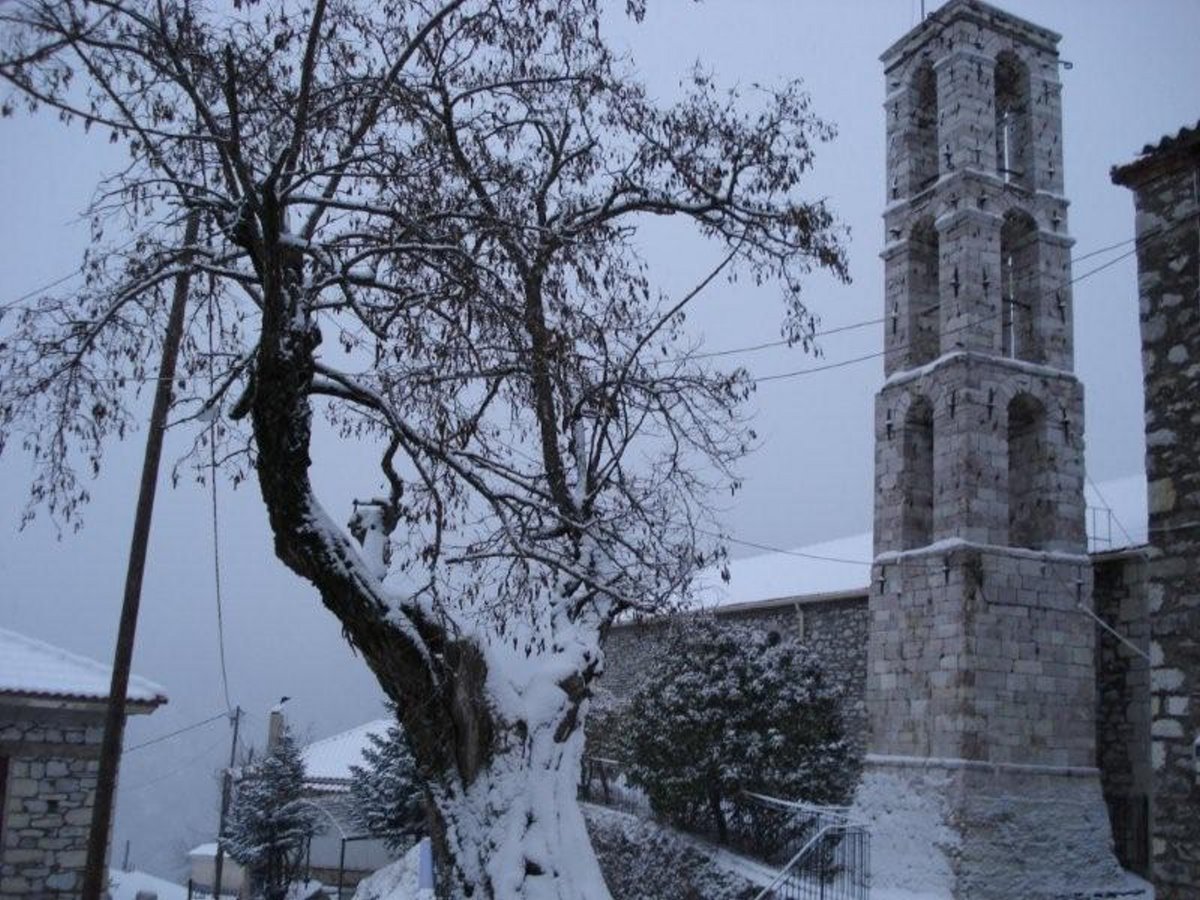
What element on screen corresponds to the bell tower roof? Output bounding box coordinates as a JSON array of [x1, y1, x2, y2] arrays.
[[881, 0, 1061, 71]]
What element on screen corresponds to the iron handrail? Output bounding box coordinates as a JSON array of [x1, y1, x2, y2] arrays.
[[751, 823, 842, 900]]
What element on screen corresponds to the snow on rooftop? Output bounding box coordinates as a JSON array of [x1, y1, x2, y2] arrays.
[[107, 868, 188, 900], [692, 532, 872, 610], [0, 627, 167, 705], [301, 718, 392, 787], [687, 474, 1148, 611]]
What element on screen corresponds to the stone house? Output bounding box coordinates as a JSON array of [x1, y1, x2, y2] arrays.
[[1112, 120, 1200, 900], [0, 626, 167, 898]]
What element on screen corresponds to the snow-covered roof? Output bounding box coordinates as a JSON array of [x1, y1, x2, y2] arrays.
[[692, 532, 872, 611], [0, 627, 167, 706], [301, 718, 391, 789], [188, 842, 219, 858], [688, 473, 1148, 612], [107, 868, 188, 900]]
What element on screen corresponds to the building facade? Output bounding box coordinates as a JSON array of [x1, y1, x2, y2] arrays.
[[1113, 121, 1200, 900], [0, 627, 166, 898]]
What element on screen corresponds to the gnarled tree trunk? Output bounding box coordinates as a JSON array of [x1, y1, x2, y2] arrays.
[[249, 239, 610, 899]]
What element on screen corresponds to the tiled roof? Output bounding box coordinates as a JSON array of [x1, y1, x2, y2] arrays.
[[1112, 120, 1200, 185], [1135, 120, 1200, 159], [0, 627, 167, 705]]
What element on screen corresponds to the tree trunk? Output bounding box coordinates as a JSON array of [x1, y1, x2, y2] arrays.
[[424, 678, 610, 900], [707, 781, 728, 846], [247, 219, 611, 899]]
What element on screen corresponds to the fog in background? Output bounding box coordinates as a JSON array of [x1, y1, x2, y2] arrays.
[[1, 0, 1197, 880]]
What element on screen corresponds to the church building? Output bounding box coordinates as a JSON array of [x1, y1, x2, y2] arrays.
[[604, 2, 1197, 897]]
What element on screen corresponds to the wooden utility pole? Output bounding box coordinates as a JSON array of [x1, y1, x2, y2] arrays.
[[212, 705, 242, 899], [81, 208, 202, 900]]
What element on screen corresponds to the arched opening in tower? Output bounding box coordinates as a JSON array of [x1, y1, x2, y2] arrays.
[[911, 61, 939, 191], [1008, 393, 1049, 549], [994, 51, 1032, 190], [1000, 209, 1041, 362], [908, 217, 941, 366], [901, 395, 935, 549]]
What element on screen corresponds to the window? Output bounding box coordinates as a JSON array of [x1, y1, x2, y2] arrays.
[[994, 52, 1032, 189], [908, 217, 941, 366], [1008, 393, 1049, 549], [902, 396, 935, 549], [912, 62, 939, 191], [999, 209, 1040, 362]]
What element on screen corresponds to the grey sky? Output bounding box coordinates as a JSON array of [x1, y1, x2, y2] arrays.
[[1, 0, 1197, 880]]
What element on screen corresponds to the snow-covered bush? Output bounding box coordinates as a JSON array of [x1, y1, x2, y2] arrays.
[[582, 804, 757, 900], [349, 715, 425, 852], [623, 618, 858, 842], [223, 724, 319, 900]]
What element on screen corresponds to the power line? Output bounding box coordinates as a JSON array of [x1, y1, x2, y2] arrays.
[[751, 245, 1139, 386], [122, 733, 228, 794], [208, 299, 234, 715], [700, 528, 871, 567], [124, 710, 228, 753]]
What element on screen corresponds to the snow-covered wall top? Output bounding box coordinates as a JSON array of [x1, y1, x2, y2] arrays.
[[688, 472, 1145, 611], [0, 626, 167, 705]]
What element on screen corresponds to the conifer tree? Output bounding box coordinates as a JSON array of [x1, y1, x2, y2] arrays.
[[349, 716, 425, 853], [224, 724, 318, 900]]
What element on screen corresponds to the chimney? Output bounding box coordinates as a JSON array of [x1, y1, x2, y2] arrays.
[[267, 697, 290, 752]]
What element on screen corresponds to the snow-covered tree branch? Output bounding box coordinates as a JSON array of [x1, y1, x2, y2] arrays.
[[0, 1, 847, 896]]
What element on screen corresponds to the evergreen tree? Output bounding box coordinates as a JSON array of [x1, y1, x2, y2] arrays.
[[623, 618, 859, 844], [348, 716, 425, 853], [223, 724, 318, 900]]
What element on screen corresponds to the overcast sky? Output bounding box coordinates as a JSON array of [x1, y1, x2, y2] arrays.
[[1, 0, 1198, 880]]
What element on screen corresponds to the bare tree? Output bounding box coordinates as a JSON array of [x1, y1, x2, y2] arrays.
[[0, 1, 847, 897]]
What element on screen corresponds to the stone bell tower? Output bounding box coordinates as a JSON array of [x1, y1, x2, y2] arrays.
[[857, 2, 1143, 897]]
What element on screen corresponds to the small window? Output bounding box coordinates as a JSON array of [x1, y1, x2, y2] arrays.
[[912, 62, 939, 191], [1000, 210, 1041, 362], [908, 218, 941, 366], [1008, 393, 1049, 549], [902, 396, 935, 549], [994, 52, 1032, 189]]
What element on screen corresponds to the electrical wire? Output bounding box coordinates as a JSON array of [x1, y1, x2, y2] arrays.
[[122, 734, 228, 793], [208, 298, 234, 716], [751, 245, 1139, 386], [124, 710, 228, 753]]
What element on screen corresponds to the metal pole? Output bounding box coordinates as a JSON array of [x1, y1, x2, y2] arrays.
[[213, 705, 242, 898], [337, 837, 347, 900], [81, 208, 202, 900]]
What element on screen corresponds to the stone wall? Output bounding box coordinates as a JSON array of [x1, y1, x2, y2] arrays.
[[0, 704, 105, 897], [600, 593, 869, 753], [1124, 146, 1200, 898], [1093, 550, 1153, 876]]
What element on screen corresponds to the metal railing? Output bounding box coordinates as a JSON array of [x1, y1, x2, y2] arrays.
[[579, 759, 869, 899], [743, 795, 869, 900], [578, 756, 651, 817]]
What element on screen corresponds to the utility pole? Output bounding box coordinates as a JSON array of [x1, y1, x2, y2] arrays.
[[81, 208, 202, 900], [212, 705, 242, 899]]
